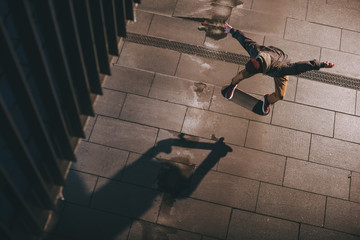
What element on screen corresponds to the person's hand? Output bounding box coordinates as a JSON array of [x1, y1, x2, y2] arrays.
[[224, 22, 232, 34], [324, 61, 334, 68]]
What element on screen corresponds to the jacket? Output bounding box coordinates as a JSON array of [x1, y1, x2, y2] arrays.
[[230, 29, 324, 77]]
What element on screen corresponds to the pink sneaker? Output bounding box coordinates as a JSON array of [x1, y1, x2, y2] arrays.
[[262, 95, 270, 115], [221, 84, 237, 100]]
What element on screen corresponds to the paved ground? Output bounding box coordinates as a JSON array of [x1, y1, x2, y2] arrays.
[[46, 0, 360, 239]]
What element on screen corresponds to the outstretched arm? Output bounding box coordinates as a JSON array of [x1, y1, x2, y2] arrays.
[[279, 60, 335, 76], [224, 22, 261, 58]]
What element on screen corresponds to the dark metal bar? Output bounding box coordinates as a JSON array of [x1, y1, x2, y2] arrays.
[[0, 95, 55, 210], [0, 166, 43, 235], [102, 0, 119, 56], [88, 0, 111, 74], [6, 0, 77, 161], [72, 0, 102, 95], [114, 0, 127, 37], [51, 0, 95, 116], [31, 0, 85, 138], [125, 0, 134, 20], [0, 20, 65, 185]]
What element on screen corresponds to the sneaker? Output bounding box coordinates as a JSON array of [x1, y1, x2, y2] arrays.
[[262, 94, 270, 115], [221, 84, 237, 100]]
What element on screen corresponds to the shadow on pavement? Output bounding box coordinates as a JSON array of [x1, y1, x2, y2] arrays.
[[45, 133, 233, 240]]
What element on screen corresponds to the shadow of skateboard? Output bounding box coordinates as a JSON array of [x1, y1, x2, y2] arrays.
[[229, 89, 265, 116]]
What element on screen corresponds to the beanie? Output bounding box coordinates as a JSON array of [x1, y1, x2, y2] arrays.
[[245, 58, 262, 73]]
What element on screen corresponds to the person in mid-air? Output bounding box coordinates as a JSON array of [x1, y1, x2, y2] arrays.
[[222, 22, 335, 115]]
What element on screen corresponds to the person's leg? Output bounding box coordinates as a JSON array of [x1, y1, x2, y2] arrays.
[[231, 68, 255, 85], [222, 68, 255, 99], [266, 75, 289, 104]]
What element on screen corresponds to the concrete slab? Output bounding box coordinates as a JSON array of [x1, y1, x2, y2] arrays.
[[283, 158, 350, 199], [341, 29, 360, 55], [284, 18, 341, 50], [137, 0, 177, 16], [90, 116, 158, 154], [72, 141, 128, 179], [351, 172, 360, 203], [227, 209, 299, 240], [217, 144, 286, 185], [148, 15, 206, 45], [127, 10, 153, 34], [272, 101, 335, 137], [175, 54, 239, 87], [307, 0, 360, 32], [128, 221, 202, 240], [55, 203, 131, 240], [104, 65, 155, 97], [325, 198, 360, 235], [120, 94, 187, 132], [91, 178, 162, 222], [62, 170, 97, 205], [334, 113, 360, 144], [245, 121, 311, 160], [93, 88, 126, 118], [230, 8, 286, 37], [158, 196, 231, 239], [310, 134, 360, 172], [295, 78, 356, 114], [182, 107, 249, 145], [299, 224, 360, 240], [149, 74, 213, 110], [257, 183, 326, 226], [118, 42, 180, 75], [121, 153, 161, 189], [252, 0, 308, 19], [189, 170, 260, 210]]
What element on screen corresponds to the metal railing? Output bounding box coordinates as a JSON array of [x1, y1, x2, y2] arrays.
[[0, 0, 138, 239]]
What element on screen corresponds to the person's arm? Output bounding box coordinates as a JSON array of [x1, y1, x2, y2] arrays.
[[280, 60, 335, 75], [224, 22, 260, 58]]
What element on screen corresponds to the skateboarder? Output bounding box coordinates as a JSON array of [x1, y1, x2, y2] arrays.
[[221, 22, 334, 115]]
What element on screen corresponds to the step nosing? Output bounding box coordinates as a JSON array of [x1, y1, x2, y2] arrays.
[[126, 33, 360, 91]]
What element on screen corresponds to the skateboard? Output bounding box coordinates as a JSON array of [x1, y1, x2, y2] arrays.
[[228, 88, 265, 116]]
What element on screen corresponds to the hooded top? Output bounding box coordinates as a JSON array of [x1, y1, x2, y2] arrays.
[[230, 28, 324, 77]]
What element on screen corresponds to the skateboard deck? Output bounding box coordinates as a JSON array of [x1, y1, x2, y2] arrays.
[[229, 89, 265, 116]]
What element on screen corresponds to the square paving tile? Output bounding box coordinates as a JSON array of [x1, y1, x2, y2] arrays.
[[175, 54, 239, 87], [148, 15, 205, 45], [227, 209, 299, 240], [272, 101, 335, 137], [295, 78, 356, 114], [351, 172, 360, 203], [149, 74, 213, 110], [283, 158, 350, 199], [55, 203, 131, 240], [309, 134, 360, 172], [137, 0, 177, 16], [158, 197, 231, 239], [73, 141, 128, 179], [325, 197, 360, 235], [341, 29, 360, 55], [91, 178, 162, 222], [257, 183, 326, 226], [217, 144, 286, 185], [334, 113, 360, 144], [182, 107, 249, 146], [284, 18, 341, 50], [245, 121, 311, 160], [189, 170, 260, 210], [90, 116, 158, 154], [120, 94, 187, 132], [252, 0, 308, 19], [118, 42, 180, 75], [93, 88, 126, 118], [104, 65, 155, 96], [299, 224, 360, 240]]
